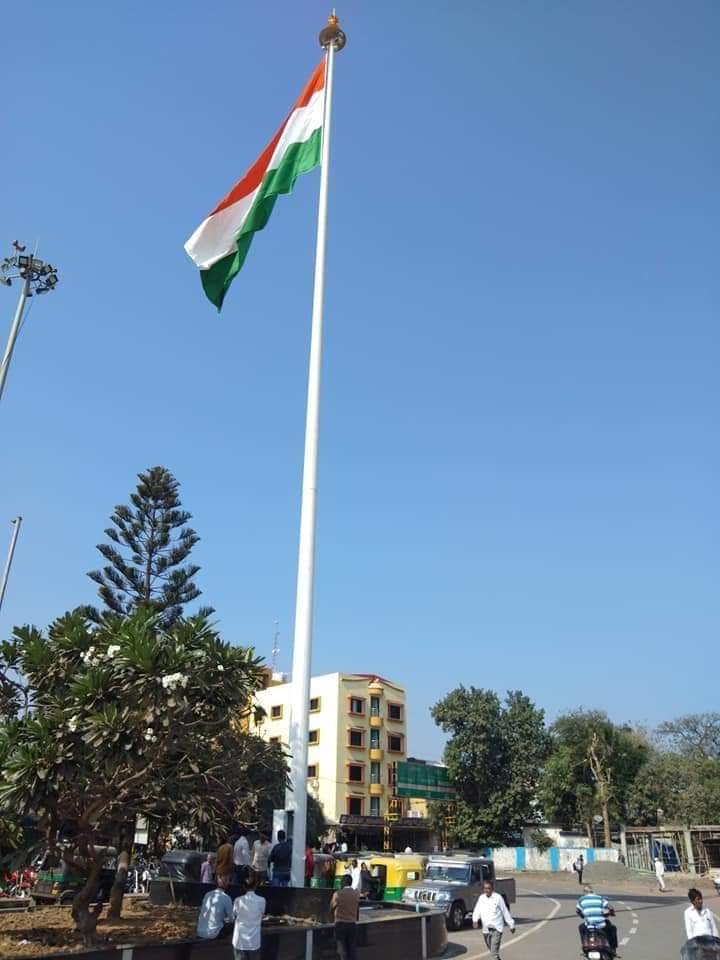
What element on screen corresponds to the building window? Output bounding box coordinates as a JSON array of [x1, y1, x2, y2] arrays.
[[388, 702, 403, 722], [347, 796, 363, 816], [370, 695, 381, 716], [349, 696, 365, 716], [307, 763, 318, 778], [348, 728, 365, 748], [370, 728, 380, 750], [347, 763, 364, 783], [309, 696, 321, 712], [369, 796, 381, 817], [269, 736, 281, 745], [388, 733, 403, 753], [309, 729, 320, 745], [271, 704, 283, 720], [370, 761, 381, 784]]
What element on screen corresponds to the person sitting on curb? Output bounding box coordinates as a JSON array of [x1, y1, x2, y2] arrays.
[[196, 875, 233, 940]]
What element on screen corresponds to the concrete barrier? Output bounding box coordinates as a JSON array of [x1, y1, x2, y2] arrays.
[[490, 846, 619, 872]]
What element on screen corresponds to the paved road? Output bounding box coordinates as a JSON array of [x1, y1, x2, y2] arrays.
[[441, 878, 718, 959]]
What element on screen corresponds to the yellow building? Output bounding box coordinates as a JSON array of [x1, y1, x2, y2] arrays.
[[253, 672, 407, 826]]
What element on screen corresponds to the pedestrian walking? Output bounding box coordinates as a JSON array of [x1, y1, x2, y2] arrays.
[[269, 829, 292, 887], [216, 836, 234, 885], [197, 876, 233, 940], [574, 854, 585, 885], [331, 874, 361, 960], [685, 888, 719, 940], [233, 829, 251, 884], [472, 879, 515, 960], [305, 845, 314, 886], [654, 856, 666, 892], [349, 858, 361, 891], [232, 871, 266, 960], [251, 832, 272, 883]]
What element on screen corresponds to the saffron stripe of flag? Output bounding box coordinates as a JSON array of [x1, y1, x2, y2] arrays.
[[184, 61, 325, 310]]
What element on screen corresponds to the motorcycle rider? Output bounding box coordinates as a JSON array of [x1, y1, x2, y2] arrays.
[[576, 886, 619, 957]]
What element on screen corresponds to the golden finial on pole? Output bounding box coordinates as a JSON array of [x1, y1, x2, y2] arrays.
[[319, 10, 346, 51]]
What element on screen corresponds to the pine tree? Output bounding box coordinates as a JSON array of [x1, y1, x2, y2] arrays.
[[88, 466, 203, 623]]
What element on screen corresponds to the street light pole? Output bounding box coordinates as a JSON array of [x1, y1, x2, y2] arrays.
[[0, 242, 59, 408], [0, 517, 22, 614], [0, 277, 31, 404]]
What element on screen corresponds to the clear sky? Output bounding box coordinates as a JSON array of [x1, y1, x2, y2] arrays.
[[1, 1, 717, 759]]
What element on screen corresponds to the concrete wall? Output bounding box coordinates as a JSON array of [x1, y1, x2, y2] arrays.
[[491, 846, 619, 872]]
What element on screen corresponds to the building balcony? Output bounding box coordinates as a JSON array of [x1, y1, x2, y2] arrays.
[[369, 783, 383, 797], [369, 715, 383, 729], [368, 747, 383, 761]]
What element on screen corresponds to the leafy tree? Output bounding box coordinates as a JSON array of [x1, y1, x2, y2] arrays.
[[0, 609, 285, 936], [88, 467, 203, 624], [626, 751, 720, 825], [528, 829, 554, 854], [430, 687, 549, 847], [540, 711, 648, 846], [657, 713, 720, 760]]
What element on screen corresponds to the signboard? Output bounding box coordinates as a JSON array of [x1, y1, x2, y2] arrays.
[[395, 761, 456, 801]]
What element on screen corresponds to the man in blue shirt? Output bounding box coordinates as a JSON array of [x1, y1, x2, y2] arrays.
[[197, 875, 233, 940], [577, 888, 619, 956]]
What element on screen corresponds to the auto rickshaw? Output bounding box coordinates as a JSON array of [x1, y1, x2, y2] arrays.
[[32, 846, 117, 905], [333, 853, 426, 901]]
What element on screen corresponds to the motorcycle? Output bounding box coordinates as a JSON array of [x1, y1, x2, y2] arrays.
[[581, 927, 614, 960]]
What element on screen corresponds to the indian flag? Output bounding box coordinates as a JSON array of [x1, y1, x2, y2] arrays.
[[185, 61, 325, 310]]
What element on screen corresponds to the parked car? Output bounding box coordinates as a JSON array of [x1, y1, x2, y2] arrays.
[[401, 854, 516, 931]]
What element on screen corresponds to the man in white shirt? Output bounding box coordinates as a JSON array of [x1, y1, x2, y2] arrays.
[[196, 876, 233, 940], [350, 859, 362, 891], [685, 888, 719, 941], [232, 872, 266, 960], [472, 880, 515, 960], [251, 832, 272, 883], [653, 856, 667, 892], [233, 830, 251, 884]]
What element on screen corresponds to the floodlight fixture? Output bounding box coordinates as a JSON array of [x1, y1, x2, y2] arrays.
[[1, 241, 60, 405]]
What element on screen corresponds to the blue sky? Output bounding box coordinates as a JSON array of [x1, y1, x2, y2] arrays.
[[1, 1, 717, 759]]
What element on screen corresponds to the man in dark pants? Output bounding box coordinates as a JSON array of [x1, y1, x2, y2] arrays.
[[331, 874, 360, 960]]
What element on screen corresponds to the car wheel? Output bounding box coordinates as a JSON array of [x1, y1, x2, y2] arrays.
[[59, 891, 75, 905], [447, 901, 465, 931]]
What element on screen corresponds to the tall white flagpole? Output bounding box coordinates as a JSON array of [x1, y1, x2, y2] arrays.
[[286, 12, 346, 888]]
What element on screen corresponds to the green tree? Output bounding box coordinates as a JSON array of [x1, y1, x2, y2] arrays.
[[657, 713, 720, 760], [430, 687, 549, 847], [626, 751, 720, 825], [540, 711, 648, 846], [0, 609, 284, 936], [88, 466, 203, 624]]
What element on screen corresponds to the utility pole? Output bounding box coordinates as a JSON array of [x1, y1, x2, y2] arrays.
[[0, 517, 22, 614], [0, 242, 60, 406]]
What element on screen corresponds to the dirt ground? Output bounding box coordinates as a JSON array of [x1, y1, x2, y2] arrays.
[[0, 899, 198, 959]]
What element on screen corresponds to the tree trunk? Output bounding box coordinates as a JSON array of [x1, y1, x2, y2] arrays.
[[585, 821, 593, 847], [71, 855, 105, 946], [107, 849, 130, 920], [602, 801, 612, 849]]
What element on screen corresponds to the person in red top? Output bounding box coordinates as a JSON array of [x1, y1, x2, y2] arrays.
[[304, 846, 314, 886]]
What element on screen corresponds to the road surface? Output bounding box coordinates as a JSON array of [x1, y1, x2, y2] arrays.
[[441, 876, 717, 959]]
